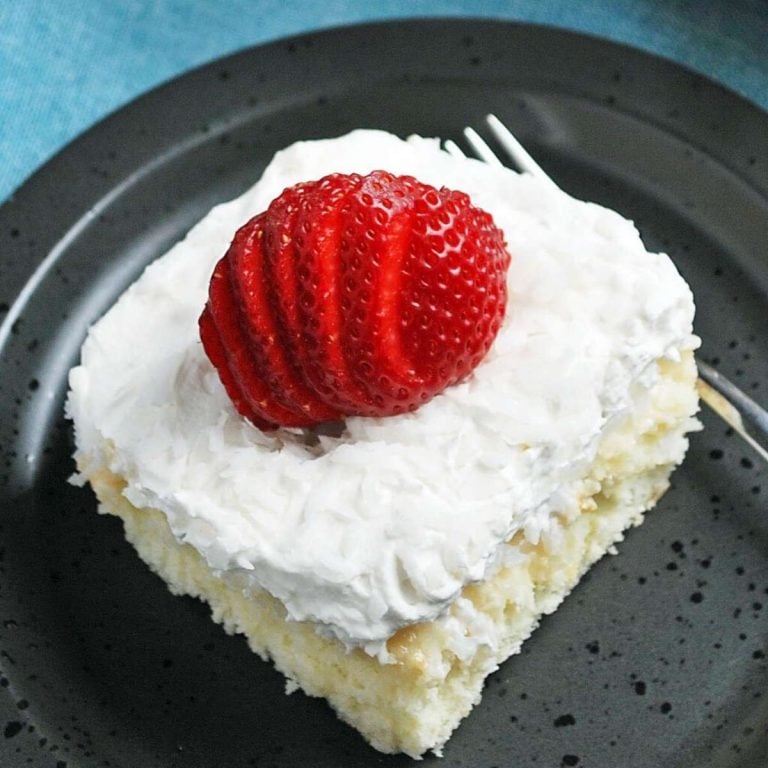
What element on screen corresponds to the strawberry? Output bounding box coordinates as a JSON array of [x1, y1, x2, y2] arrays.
[[205, 256, 308, 427], [199, 308, 273, 430], [292, 173, 377, 413], [230, 207, 341, 424], [341, 172, 508, 413], [200, 171, 510, 429]]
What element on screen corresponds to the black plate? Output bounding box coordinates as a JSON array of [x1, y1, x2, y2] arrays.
[[1, 19, 766, 768]]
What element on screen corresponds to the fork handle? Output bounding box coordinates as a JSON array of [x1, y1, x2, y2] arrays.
[[696, 358, 768, 463]]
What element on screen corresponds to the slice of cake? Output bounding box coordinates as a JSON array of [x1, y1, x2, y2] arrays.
[[67, 130, 700, 758]]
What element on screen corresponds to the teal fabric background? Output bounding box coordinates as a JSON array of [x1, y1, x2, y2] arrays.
[[1, 0, 767, 204]]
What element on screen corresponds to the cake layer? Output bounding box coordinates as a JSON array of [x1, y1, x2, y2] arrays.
[[80, 352, 698, 757], [67, 130, 698, 649]]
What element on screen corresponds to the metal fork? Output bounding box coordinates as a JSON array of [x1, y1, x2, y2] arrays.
[[447, 114, 768, 464]]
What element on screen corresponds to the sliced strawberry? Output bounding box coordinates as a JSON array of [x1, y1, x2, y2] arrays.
[[338, 172, 421, 414], [398, 188, 509, 382], [229, 210, 341, 424], [342, 172, 509, 413], [341, 174, 509, 414], [199, 170, 511, 429], [261, 182, 312, 369], [198, 308, 274, 430], [292, 173, 376, 414], [207, 256, 308, 428]]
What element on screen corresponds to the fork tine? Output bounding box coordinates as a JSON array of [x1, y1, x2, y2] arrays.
[[485, 114, 559, 189], [462, 127, 505, 168], [443, 139, 467, 159]]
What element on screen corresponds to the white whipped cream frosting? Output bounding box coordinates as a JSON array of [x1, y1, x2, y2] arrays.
[[67, 130, 697, 650]]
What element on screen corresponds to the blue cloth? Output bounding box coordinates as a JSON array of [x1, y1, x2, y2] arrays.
[[1, 0, 767, 204]]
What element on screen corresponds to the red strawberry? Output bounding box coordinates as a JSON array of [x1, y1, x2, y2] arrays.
[[341, 172, 508, 413], [206, 256, 307, 427], [292, 173, 376, 413], [229, 207, 341, 424], [200, 171, 510, 429], [198, 308, 273, 430]]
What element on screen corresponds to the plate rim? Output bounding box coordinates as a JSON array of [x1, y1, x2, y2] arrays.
[[0, 17, 767, 768]]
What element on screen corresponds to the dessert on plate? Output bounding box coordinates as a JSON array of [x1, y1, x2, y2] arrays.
[[66, 130, 700, 757]]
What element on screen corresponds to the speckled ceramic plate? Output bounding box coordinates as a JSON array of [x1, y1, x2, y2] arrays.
[[0, 19, 766, 768]]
